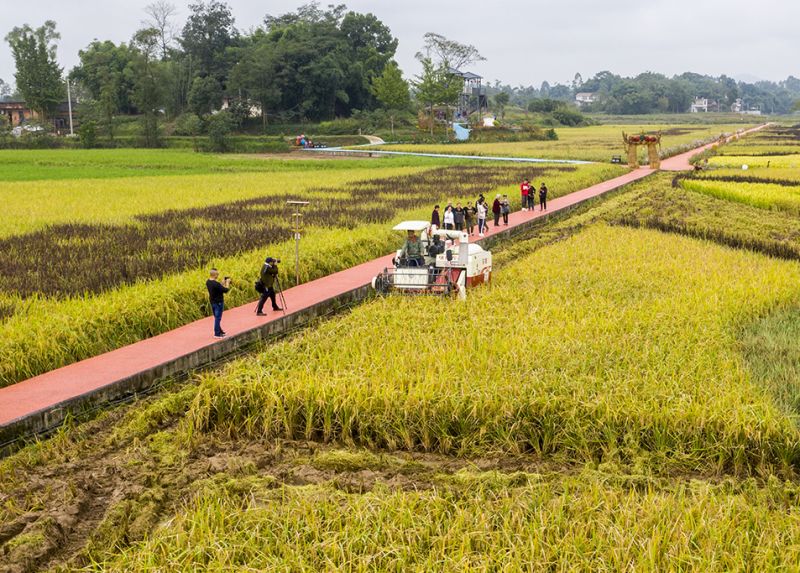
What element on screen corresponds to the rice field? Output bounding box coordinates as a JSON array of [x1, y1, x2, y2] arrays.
[[6, 125, 800, 570], [0, 155, 622, 387], [381, 123, 757, 162], [681, 178, 800, 213], [5, 217, 800, 571], [83, 469, 800, 572], [680, 124, 800, 212], [187, 225, 800, 472]]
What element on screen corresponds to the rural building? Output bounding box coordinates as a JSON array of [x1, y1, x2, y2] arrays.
[[575, 92, 598, 107], [0, 100, 77, 134], [0, 101, 31, 126], [690, 97, 710, 113], [220, 96, 262, 118], [731, 98, 744, 113]]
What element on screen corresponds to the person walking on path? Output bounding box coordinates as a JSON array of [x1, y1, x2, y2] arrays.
[[501, 194, 510, 225], [443, 205, 455, 230], [431, 205, 441, 228], [477, 199, 488, 237], [255, 257, 282, 315], [454, 203, 465, 231], [492, 195, 501, 227], [465, 203, 476, 236], [520, 178, 531, 211], [206, 269, 231, 338], [539, 183, 548, 211]]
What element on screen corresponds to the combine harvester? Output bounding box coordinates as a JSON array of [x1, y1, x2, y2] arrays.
[[372, 221, 492, 299]]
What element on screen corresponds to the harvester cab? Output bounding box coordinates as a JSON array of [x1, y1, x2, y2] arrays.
[[371, 221, 492, 300]]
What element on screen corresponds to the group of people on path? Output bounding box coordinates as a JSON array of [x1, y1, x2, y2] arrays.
[[520, 179, 548, 212], [430, 179, 550, 238]]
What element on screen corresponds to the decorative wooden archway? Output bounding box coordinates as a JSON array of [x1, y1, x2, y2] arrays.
[[622, 131, 662, 169]]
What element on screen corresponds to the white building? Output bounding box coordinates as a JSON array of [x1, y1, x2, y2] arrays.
[[730, 98, 744, 113], [575, 92, 598, 107], [690, 97, 709, 113]]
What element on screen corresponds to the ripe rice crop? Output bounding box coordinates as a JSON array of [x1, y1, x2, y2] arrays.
[[710, 154, 800, 169], [189, 225, 800, 474], [695, 166, 800, 183], [0, 148, 445, 182], [0, 161, 621, 386], [681, 178, 800, 213], [0, 166, 425, 237], [81, 470, 800, 572], [606, 176, 800, 262], [0, 165, 548, 298]]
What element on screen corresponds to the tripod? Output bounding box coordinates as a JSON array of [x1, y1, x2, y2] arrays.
[[275, 276, 288, 315]]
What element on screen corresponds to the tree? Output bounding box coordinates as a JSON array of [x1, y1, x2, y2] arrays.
[[419, 32, 484, 71], [71, 40, 136, 114], [229, 32, 282, 127], [572, 72, 583, 92], [339, 11, 398, 112], [188, 75, 223, 116], [371, 61, 409, 135], [413, 56, 461, 137], [143, 0, 177, 60], [493, 91, 510, 119], [794, 99, 800, 112], [206, 109, 234, 151], [130, 28, 165, 147], [5, 21, 64, 121], [180, 1, 237, 82], [0, 78, 11, 100]]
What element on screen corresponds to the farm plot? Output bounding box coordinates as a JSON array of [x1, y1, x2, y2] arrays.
[[0, 148, 442, 182], [680, 178, 800, 213], [189, 225, 800, 473], [5, 190, 800, 570], [682, 125, 800, 211], [380, 124, 756, 162], [81, 468, 800, 572], [0, 157, 622, 387]]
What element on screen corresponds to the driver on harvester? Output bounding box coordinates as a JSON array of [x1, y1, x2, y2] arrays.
[[398, 230, 425, 267]]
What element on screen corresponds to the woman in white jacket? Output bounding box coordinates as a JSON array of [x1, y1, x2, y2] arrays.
[[476, 199, 488, 237], [443, 206, 455, 230]]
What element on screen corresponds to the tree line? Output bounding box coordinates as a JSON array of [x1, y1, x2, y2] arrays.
[[3, 2, 421, 144], [3, 1, 799, 147], [490, 71, 800, 115]]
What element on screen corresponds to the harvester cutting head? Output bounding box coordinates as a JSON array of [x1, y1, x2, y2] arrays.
[[371, 221, 492, 300]]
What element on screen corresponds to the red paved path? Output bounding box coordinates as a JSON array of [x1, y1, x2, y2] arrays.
[[0, 124, 768, 428]]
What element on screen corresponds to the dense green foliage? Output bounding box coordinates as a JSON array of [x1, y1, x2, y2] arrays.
[[494, 71, 800, 115], [4, 21, 64, 119]]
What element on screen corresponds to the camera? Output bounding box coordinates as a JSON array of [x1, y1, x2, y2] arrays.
[[224, 276, 231, 281]]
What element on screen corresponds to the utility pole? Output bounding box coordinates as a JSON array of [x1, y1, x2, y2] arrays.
[[286, 200, 310, 286], [66, 79, 74, 136]]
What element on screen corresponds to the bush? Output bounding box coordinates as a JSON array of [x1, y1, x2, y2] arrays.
[[316, 117, 361, 135], [79, 120, 98, 149], [552, 108, 588, 127], [527, 98, 565, 113], [173, 113, 203, 137], [206, 111, 235, 152]]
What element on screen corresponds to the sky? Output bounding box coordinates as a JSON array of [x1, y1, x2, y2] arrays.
[[1, 0, 798, 89]]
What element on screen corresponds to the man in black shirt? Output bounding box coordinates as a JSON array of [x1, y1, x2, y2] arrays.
[[206, 268, 231, 338], [256, 257, 282, 315]]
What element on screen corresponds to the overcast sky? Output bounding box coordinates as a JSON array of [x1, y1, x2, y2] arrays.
[[2, 0, 798, 89]]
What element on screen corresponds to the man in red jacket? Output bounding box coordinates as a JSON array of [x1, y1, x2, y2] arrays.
[[520, 178, 530, 211]]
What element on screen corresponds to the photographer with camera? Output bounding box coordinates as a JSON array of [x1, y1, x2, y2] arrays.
[[206, 268, 232, 338], [255, 256, 283, 315]]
